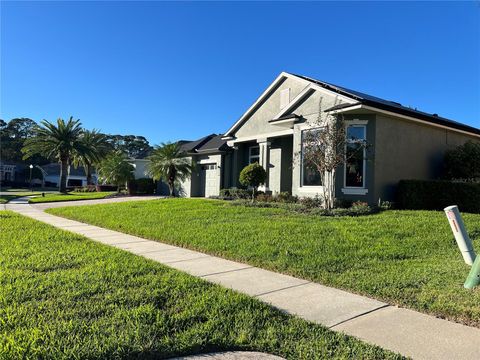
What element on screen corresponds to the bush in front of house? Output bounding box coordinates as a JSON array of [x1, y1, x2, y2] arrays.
[[219, 187, 252, 200], [128, 178, 156, 195], [96, 184, 118, 192], [73, 185, 97, 192], [444, 141, 480, 181], [239, 163, 267, 201], [397, 179, 480, 213]]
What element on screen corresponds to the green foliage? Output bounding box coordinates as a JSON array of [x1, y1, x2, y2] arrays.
[[444, 141, 480, 181], [0, 118, 46, 164], [397, 179, 480, 213], [219, 187, 252, 199], [96, 151, 135, 191], [147, 142, 193, 196], [107, 134, 153, 159], [22, 117, 92, 193], [72, 129, 112, 185], [49, 199, 480, 327], [1, 211, 398, 359], [239, 163, 267, 200], [128, 177, 156, 195]]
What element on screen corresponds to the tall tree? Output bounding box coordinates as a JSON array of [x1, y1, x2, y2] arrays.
[[1, 118, 41, 163], [96, 151, 134, 192], [73, 129, 112, 185], [146, 142, 193, 196], [108, 134, 153, 159], [22, 117, 91, 193]]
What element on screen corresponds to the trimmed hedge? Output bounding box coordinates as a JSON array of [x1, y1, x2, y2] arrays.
[[397, 179, 480, 213], [128, 178, 156, 195]]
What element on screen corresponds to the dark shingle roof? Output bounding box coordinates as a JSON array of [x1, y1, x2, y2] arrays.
[[179, 134, 228, 154], [291, 73, 480, 136]]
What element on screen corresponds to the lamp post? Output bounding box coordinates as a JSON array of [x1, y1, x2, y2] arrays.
[[29, 164, 33, 191]]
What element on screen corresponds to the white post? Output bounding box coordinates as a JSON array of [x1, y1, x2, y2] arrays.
[[444, 205, 476, 266]]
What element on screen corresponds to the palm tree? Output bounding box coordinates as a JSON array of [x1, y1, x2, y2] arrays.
[[147, 142, 194, 196], [73, 129, 111, 185], [96, 151, 134, 192], [22, 117, 91, 193]]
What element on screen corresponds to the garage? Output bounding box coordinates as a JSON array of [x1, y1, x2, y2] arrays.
[[199, 163, 220, 197]]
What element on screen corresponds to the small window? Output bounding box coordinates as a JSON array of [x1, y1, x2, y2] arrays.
[[345, 125, 366, 188], [301, 129, 322, 186], [249, 146, 260, 164]]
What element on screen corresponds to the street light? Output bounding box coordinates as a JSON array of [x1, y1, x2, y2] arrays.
[[29, 164, 33, 191]]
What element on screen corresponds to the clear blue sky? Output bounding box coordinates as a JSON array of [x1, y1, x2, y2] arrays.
[[2, 1, 479, 145]]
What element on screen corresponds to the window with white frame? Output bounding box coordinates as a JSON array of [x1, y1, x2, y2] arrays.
[[345, 125, 366, 188], [249, 146, 260, 164], [301, 128, 322, 186]]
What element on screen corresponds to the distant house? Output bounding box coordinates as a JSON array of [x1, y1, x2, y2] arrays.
[[0, 162, 16, 182], [163, 72, 480, 202], [41, 163, 94, 187]]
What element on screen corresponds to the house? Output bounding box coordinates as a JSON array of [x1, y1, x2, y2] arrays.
[[41, 163, 94, 187], [176, 72, 480, 203]]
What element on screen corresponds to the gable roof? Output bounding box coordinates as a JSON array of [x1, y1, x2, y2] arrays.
[[291, 73, 480, 136], [223, 72, 479, 138]]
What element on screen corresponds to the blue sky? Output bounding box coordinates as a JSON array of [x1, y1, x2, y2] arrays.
[[2, 1, 479, 145]]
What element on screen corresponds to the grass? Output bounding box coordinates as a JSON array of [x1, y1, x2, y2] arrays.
[[0, 211, 400, 359], [0, 191, 42, 204], [28, 191, 115, 203], [48, 198, 480, 327]]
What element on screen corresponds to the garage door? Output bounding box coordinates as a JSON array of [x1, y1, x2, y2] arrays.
[[199, 164, 219, 198]]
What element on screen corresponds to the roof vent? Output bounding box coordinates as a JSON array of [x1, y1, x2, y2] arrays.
[[433, 114, 439, 117]]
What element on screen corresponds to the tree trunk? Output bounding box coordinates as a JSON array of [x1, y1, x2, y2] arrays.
[[86, 163, 92, 185], [252, 187, 256, 203], [168, 165, 176, 197], [59, 157, 68, 193]]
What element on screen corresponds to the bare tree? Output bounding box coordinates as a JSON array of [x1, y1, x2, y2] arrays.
[[297, 97, 369, 210]]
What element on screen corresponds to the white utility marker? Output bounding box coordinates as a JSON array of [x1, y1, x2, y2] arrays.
[[444, 205, 476, 265]]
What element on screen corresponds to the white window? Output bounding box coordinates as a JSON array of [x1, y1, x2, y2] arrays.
[[300, 128, 322, 186], [344, 125, 366, 189], [249, 146, 260, 164]]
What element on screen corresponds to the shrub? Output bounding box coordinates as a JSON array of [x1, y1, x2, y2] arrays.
[[444, 141, 480, 181], [276, 192, 298, 203], [96, 184, 118, 192], [299, 195, 323, 209], [129, 178, 155, 195], [219, 187, 252, 200], [239, 163, 267, 201], [397, 179, 480, 213], [73, 185, 96, 193]]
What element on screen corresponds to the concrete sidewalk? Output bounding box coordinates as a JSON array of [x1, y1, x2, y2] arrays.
[[5, 201, 480, 360]]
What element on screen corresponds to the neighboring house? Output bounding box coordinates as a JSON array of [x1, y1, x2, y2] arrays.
[[41, 163, 95, 187], [0, 162, 16, 182], [173, 72, 480, 202]]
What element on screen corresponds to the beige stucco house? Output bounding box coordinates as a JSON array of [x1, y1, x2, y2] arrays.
[[173, 72, 480, 203]]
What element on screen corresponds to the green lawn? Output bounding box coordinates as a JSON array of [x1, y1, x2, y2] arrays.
[[0, 211, 399, 359], [48, 198, 480, 327], [29, 191, 115, 203], [0, 191, 41, 204]]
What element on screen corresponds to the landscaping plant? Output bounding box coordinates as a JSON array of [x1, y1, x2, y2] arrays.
[[22, 117, 93, 193], [96, 151, 135, 192], [239, 163, 267, 202], [147, 142, 194, 196]]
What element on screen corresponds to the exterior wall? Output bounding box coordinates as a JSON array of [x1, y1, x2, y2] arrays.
[[131, 159, 150, 179], [291, 91, 355, 198], [235, 77, 308, 138], [190, 153, 223, 197], [373, 115, 480, 202]]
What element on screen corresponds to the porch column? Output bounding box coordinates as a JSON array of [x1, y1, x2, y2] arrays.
[[257, 139, 270, 191]]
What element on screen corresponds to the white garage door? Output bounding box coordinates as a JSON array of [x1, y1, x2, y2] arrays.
[[199, 164, 219, 198]]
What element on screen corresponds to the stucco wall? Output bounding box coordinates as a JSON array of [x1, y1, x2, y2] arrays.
[[235, 77, 308, 138], [190, 153, 223, 197], [374, 115, 480, 202]]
